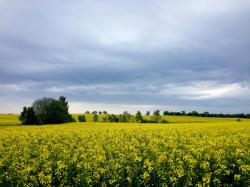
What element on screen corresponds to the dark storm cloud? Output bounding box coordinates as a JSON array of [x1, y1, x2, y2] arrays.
[[0, 0, 250, 113]]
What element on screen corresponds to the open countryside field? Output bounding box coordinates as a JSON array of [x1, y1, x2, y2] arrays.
[[0, 114, 20, 126], [0, 115, 250, 186], [1, 114, 250, 126]]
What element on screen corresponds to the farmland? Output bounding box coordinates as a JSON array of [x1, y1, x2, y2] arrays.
[[0, 115, 249, 186], [1, 113, 249, 126]]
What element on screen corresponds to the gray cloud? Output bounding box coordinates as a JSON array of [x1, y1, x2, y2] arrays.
[[0, 0, 250, 113]]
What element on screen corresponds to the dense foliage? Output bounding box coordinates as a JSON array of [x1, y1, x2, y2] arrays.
[[162, 110, 250, 118], [0, 122, 249, 186], [19, 107, 39, 125], [78, 115, 86, 122], [19, 96, 74, 125]]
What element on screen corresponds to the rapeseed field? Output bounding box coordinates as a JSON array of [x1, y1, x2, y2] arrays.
[[0, 121, 249, 186]]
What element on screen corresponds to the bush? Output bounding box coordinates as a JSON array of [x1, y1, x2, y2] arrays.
[[93, 114, 98, 122], [78, 115, 86, 122], [141, 119, 159, 123], [107, 114, 119, 122], [160, 119, 169, 123]]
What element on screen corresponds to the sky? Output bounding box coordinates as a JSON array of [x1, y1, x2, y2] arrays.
[[0, 0, 250, 114]]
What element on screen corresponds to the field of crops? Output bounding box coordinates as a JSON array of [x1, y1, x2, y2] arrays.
[[1, 113, 249, 126], [0, 114, 20, 126], [0, 118, 249, 186]]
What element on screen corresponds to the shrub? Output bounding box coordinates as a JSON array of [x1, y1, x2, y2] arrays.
[[93, 114, 98, 122], [78, 115, 86, 122], [160, 119, 169, 123]]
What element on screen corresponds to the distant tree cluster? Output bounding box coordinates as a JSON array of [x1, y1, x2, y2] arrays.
[[19, 96, 75, 125], [98, 110, 168, 124], [104, 112, 132, 123], [162, 110, 250, 118], [20, 99, 250, 125]]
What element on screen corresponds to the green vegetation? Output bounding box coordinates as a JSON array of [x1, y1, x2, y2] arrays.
[[0, 121, 249, 186], [19, 96, 74, 125], [1, 113, 250, 126], [78, 115, 86, 122]]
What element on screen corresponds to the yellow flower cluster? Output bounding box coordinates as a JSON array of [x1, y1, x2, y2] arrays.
[[0, 122, 249, 186]]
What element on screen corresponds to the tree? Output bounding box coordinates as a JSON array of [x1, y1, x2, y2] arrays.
[[163, 111, 169, 115], [92, 111, 98, 114], [146, 111, 150, 115], [135, 111, 143, 123], [78, 115, 86, 122], [103, 111, 108, 114], [19, 107, 40, 125], [85, 111, 90, 114], [21, 96, 74, 125], [32, 96, 74, 124], [107, 114, 119, 122], [93, 114, 98, 122], [102, 117, 108, 122], [119, 111, 131, 122], [151, 110, 161, 122], [191, 111, 198, 116], [203, 111, 209, 117], [153, 110, 160, 116], [32, 97, 55, 124]]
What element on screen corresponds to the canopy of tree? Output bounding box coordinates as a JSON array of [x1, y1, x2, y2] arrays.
[[19, 96, 74, 125]]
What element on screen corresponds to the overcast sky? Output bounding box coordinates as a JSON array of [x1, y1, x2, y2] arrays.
[[0, 0, 250, 114]]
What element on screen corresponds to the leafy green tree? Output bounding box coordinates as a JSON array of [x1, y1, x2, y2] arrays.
[[191, 111, 199, 116], [151, 110, 161, 122], [78, 115, 86, 122], [146, 111, 150, 115], [163, 111, 169, 115], [19, 107, 40, 125], [102, 117, 108, 122], [203, 111, 209, 117], [107, 114, 119, 122], [153, 110, 160, 116], [23, 96, 74, 125], [93, 114, 98, 122], [119, 111, 131, 122], [135, 111, 143, 123], [32, 97, 54, 124]]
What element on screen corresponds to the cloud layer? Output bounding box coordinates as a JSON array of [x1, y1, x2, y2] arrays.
[[1, 0, 250, 113]]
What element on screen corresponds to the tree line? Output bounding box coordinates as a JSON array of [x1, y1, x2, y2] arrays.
[[78, 110, 168, 123], [19, 96, 250, 125], [82, 110, 250, 119], [161, 110, 250, 118]]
